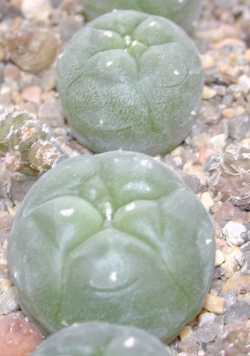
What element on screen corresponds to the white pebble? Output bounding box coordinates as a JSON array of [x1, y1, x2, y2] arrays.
[[223, 221, 247, 246], [21, 0, 52, 21]]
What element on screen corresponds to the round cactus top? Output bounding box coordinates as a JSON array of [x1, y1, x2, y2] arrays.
[[8, 151, 214, 341], [32, 322, 174, 355], [57, 10, 203, 155], [83, 0, 202, 31]]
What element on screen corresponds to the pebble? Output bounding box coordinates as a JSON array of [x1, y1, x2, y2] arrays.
[[21, 0, 52, 21], [201, 191, 214, 211], [204, 293, 225, 314], [0, 45, 5, 63], [223, 106, 246, 118], [224, 301, 250, 324], [222, 246, 245, 278], [198, 312, 216, 326], [220, 321, 250, 355], [213, 201, 248, 228], [238, 75, 250, 94], [223, 221, 247, 246], [0, 211, 12, 236], [245, 49, 250, 62], [22, 86, 42, 104], [197, 25, 239, 42], [183, 162, 207, 186], [3, 65, 20, 82], [241, 242, 250, 272], [200, 101, 221, 123], [50, 0, 63, 7], [196, 321, 221, 343], [38, 99, 64, 127], [0, 286, 18, 315], [201, 54, 215, 69], [0, 64, 4, 84], [179, 326, 193, 341], [202, 86, 217, 99], [215, 249, 225, 266], [228, 115, 250, 140], [210, 134, 227, 151], [0, 313, 43, 356], [223, 273, 250, 294], [182, 174, 202, 193], [7, 23, 58, 74], [59, 15, 84, 42]]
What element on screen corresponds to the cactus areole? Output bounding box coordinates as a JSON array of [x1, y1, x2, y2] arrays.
[[57, 10, 203, 155], [8, 152, 214, 341]]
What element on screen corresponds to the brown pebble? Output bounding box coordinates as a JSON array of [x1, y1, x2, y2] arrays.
[[21, 0, 52, 22], [201, 54, 215, 69], [22, 86, 42, 104], [4, 64, 20, 82], [200, 192, 214, 211], [214, 38, 246, 49], [204, 294, 225, 314], [179, 325, 193, 341], [215, 250, 225, 266], [7, 23, 58, 74], [223, 274, 250, 295], [244, 49, 250, 63], [223, 106, 245, 118], [0, 47, 5, 62], [202, 86, 217, 100], [197, 25, 239, 42], [0, 211, 12, 235], [0, 313, 43, 356]]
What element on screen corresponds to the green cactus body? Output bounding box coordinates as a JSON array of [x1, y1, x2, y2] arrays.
[[8, 151, 214, 341], [83, 0, 202, 31], [57, 10, 203, 155], [32, 322, 174, 355]]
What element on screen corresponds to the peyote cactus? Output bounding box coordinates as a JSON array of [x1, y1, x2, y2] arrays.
[[57, 10, 203, 156], [32, 322, 174, 355], [8, 151, 215, 341], [0, 106, 63, 174], [82, 0, 202, 31]]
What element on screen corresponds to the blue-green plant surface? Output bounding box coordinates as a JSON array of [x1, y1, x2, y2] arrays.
[[8, 151, 215, 341], [57, 10, 203, 155], [83, 0, 202, 31], [32, 322, 174, 355]]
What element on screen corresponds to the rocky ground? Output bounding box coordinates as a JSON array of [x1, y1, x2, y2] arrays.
[[0, 0, 249, 355]]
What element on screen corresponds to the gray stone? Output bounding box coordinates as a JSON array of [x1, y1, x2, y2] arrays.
[[38, 99, 64, 128], [228, 115, 250, 140], [224, 301, 250, 324], [223, 221, 247, 246], [196, 320, 223, 343], [0, 286, 19, 315], [59, 16, 84, 42]]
